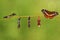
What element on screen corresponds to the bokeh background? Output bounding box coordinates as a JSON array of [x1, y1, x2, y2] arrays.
[[0, 0, 60, 40]]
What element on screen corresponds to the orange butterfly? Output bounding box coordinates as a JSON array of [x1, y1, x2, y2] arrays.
[[41, 9, 58, 19]]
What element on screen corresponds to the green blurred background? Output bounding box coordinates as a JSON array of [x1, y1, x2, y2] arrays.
[[0, 0, 60, 40]]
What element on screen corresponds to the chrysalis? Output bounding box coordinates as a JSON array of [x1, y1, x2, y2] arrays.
[[37, 16, 41, 27], [41, 9, 58, 19], [28, 16, 30, 28], [18, 17, 21, 28]]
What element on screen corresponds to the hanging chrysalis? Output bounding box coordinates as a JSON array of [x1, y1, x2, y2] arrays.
[[37, 16, 41, 27], [18, 17, 21, 28], [28, 16, 30, 28], [3, 13, 16, 18]]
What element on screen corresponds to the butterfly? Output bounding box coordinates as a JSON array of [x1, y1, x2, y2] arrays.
[[41, 9, 58, 19]]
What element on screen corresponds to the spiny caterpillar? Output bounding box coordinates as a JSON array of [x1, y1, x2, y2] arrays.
[[3, 13, 16, 18]]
